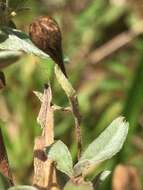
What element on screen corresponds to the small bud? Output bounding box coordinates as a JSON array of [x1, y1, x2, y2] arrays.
[[29, 16, 67, 77]]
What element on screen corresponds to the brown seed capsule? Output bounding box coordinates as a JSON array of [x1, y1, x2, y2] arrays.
[[29, 16, 67, 77]]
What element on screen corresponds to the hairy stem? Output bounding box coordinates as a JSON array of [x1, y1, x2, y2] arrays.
[[55, 65, 82, 159]]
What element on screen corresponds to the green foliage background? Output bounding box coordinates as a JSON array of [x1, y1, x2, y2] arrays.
[[0, 0, 143, 189]]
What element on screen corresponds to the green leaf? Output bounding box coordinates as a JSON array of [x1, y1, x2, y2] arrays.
[[46, 140, 73, 177], [74, 117, 129, 176], [0, 27, 49, 59], [8, 186, 38, 190], [64, 180, 93, 190]]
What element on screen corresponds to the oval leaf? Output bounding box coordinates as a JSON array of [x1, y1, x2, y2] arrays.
[[0, 27, 49, 59], [64, 180, 93, 190], [74, 117, 129, 176], [46, 140, 73, 177], [8, 186, 38, 190]]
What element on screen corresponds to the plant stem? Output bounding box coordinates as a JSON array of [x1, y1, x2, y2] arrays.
[[69, 95, 82, 159], [55, 65, 82, 159]]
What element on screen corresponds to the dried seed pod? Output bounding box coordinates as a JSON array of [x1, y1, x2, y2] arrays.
[[29, 16, 67, 77]]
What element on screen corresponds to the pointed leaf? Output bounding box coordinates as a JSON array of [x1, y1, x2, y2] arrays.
[[0, 27, 49, 59], [74, 117, 129, 176], [46, 140, 73, 177]]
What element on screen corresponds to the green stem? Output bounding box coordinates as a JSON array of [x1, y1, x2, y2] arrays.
[[55, 65, 82, 159]]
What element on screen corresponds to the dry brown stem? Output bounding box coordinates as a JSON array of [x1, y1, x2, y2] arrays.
[[33, 85, 59, 190]]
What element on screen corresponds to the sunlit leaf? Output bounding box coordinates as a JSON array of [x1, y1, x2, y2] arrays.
[[74, 117, 129, 176], [46, 140, 73, 177], [0, 27, 49, 59]]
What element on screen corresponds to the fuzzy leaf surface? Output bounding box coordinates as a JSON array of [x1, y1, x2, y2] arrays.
[[0, 27, 49, 59], [46, 140, 73, 177], [74, 117, 129, 176]]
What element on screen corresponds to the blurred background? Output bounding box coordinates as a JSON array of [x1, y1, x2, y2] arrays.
[[0, 0, 143, 189]]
